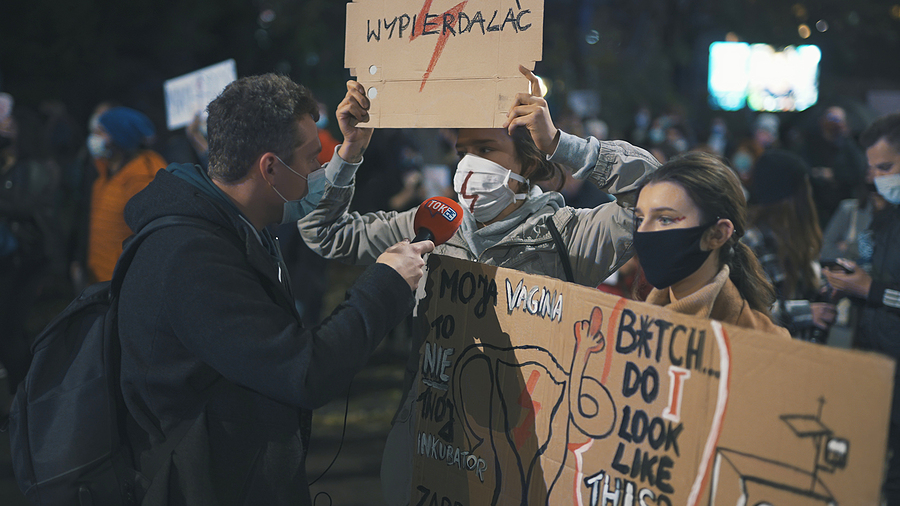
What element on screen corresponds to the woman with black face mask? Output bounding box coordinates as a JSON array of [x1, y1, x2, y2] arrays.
[[633, 151, 790, 337]]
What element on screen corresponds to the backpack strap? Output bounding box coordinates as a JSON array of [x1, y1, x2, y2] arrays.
[[547, 216, 574, 283]]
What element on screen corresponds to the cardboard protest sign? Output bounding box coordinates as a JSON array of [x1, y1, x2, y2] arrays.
[[163, 59, 236, 130], [345, 0, 543, 128], [410, 255, 894, 505]]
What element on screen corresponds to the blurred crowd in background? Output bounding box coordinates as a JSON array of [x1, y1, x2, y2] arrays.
[[0, 81, 884, 362]]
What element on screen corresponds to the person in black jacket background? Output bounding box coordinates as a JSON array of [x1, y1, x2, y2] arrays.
[[823, 113, 900, 505], [117, 73, 432, 505]]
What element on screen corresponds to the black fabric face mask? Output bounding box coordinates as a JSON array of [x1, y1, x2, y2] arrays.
[[634, 222, 715, 289]]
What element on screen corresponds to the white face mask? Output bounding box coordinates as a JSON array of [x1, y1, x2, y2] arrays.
[[453, 154, 528, 223], [874, 173, 900, 205], [87, 133, 109, 159]]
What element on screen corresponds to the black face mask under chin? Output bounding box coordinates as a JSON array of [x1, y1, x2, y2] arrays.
[[634, 222, 716, 289]]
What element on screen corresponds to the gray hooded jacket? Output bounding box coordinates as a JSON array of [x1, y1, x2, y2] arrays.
[[300, 131, 660, 288]]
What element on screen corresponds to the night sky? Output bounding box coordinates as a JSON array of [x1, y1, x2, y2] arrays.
[[1, 0, 898, 139]]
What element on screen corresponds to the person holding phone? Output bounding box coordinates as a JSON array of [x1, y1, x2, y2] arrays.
[[820, 259, 855, 273], [742, 149, 836, 340], [823, 113, 900, 505]]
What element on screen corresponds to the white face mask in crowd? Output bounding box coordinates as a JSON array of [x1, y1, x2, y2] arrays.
[[874, 173, 900, 205], [453, 154, 528, 223], [87, 133, 110, 159]]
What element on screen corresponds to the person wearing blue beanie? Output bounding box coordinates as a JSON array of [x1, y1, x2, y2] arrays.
[[97, 106, 156, 152]]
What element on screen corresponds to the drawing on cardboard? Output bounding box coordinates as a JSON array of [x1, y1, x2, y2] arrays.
[[450, 306, 617, 503], [708, 398, 849, 506], [412, 256, 893, 506]]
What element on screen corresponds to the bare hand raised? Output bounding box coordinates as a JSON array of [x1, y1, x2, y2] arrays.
[[503, 65, 559, 154], [376, 239, 435, 291], [336, 81, 374, 163]]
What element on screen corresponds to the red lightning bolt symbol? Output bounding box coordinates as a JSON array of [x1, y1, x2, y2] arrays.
[[460, 171, 478, 213], [410, 0, 468, 92]]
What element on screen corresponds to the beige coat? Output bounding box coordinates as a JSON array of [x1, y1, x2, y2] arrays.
[[645, 265, 791, 338]]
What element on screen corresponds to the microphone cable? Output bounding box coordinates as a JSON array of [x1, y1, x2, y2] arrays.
[[309, 378, 353, 486], [309, 378, 354, 505]]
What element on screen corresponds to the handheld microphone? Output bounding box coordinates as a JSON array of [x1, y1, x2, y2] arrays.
[[412, 196, 463, 246]]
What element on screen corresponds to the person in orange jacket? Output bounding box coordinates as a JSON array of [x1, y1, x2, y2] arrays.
[[86, 106, 166, 282]]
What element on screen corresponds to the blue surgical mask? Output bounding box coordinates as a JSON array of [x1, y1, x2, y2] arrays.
[[271, 155, 327, 224], [280, 168, 327, 224], [732, 152, 753, 176], [874, 173, 900, 206]]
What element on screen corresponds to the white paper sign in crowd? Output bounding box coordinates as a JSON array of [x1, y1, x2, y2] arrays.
[[163, 59, 237, 131]]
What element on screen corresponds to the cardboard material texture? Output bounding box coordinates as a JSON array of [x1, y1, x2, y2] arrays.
[[410, 255, 894, 505], [345, 0, 543, 128]]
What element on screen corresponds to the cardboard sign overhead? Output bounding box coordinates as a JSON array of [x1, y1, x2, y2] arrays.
[[345, 0, 543, 128], [163, 59, 237, 130], [409, 255, 894, 505]]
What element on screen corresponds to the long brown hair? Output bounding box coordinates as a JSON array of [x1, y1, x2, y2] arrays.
[[748, 191, 822, 298], [641, 151, 777, 315], [510, 127, 565, 191], [747, 150, 822, 298]]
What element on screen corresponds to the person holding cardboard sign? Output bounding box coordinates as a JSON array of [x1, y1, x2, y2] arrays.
[[302, 70, 658, 288], [632, 151, 790, 337], [299, 69, 660, 504]]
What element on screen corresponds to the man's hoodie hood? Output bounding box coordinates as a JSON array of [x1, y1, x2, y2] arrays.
[[124, 163, 238, 234], [126, 163, 284, 261], [167, 163, 244, 216]]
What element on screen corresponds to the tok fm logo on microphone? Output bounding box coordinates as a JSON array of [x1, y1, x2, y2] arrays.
[[426, 199, 458, 222]]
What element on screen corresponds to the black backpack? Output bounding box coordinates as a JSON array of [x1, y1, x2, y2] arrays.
[[8, 215, 221, 506]]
